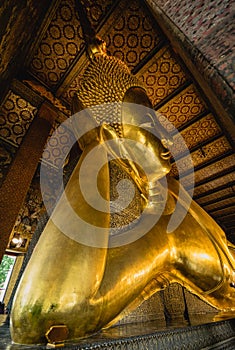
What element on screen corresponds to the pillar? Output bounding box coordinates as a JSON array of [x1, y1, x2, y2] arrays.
[[0, 102, 57, 263]]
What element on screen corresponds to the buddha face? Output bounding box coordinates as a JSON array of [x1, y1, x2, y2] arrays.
[[121, 121, 171, 181], [122, 91, 172, 183]]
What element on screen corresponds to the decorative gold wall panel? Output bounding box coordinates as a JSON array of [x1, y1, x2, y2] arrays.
[[172, 114, 221, 157], [42, 121, 75, 168], [30, 0, 83, 87], [0, 91, 37, 147], [193, 172, 235, 196], [157, 84, 206, 132], [138, 47, 188, 107], [29, 0, 115, 88], [104, 0, 162, 70]]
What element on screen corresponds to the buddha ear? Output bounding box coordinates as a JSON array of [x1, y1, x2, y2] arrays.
[[122, 87, 153, 126], [123, 86, 153, 107]]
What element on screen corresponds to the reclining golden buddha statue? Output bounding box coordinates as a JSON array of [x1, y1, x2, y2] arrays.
[[10, 36, 235, 345]]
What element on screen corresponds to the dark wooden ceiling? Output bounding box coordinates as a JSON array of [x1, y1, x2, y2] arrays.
[[0, 0, 234, 252]]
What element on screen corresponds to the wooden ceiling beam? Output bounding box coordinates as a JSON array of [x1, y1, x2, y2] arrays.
[[172, 132, 224, 162], [191, 167, 235, 189], [172, 150, 234, 180], [196, 192, 235, 207], [193, 181, 235, 200], [207, 202, 235, 214]]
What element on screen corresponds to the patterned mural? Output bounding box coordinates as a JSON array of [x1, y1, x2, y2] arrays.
[[138, 47, 189, 107], [172, 114, 222, 157], [30, 0, 114, 89], [42, 120, 76, 168], [30, 0, 84, 87], [104, 0, 162, 69], [170, 136, 232, 178], [157, 84, 206, 132], [61, 0, 168, 106], [0, 91, 37, 147], [0, 90, 38, 187]]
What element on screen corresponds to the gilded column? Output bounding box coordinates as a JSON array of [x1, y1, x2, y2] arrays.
[[0, 103, 57, 263]]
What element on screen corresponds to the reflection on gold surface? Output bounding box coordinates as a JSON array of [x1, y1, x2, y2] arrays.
[[10, 38, 235, 345]]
